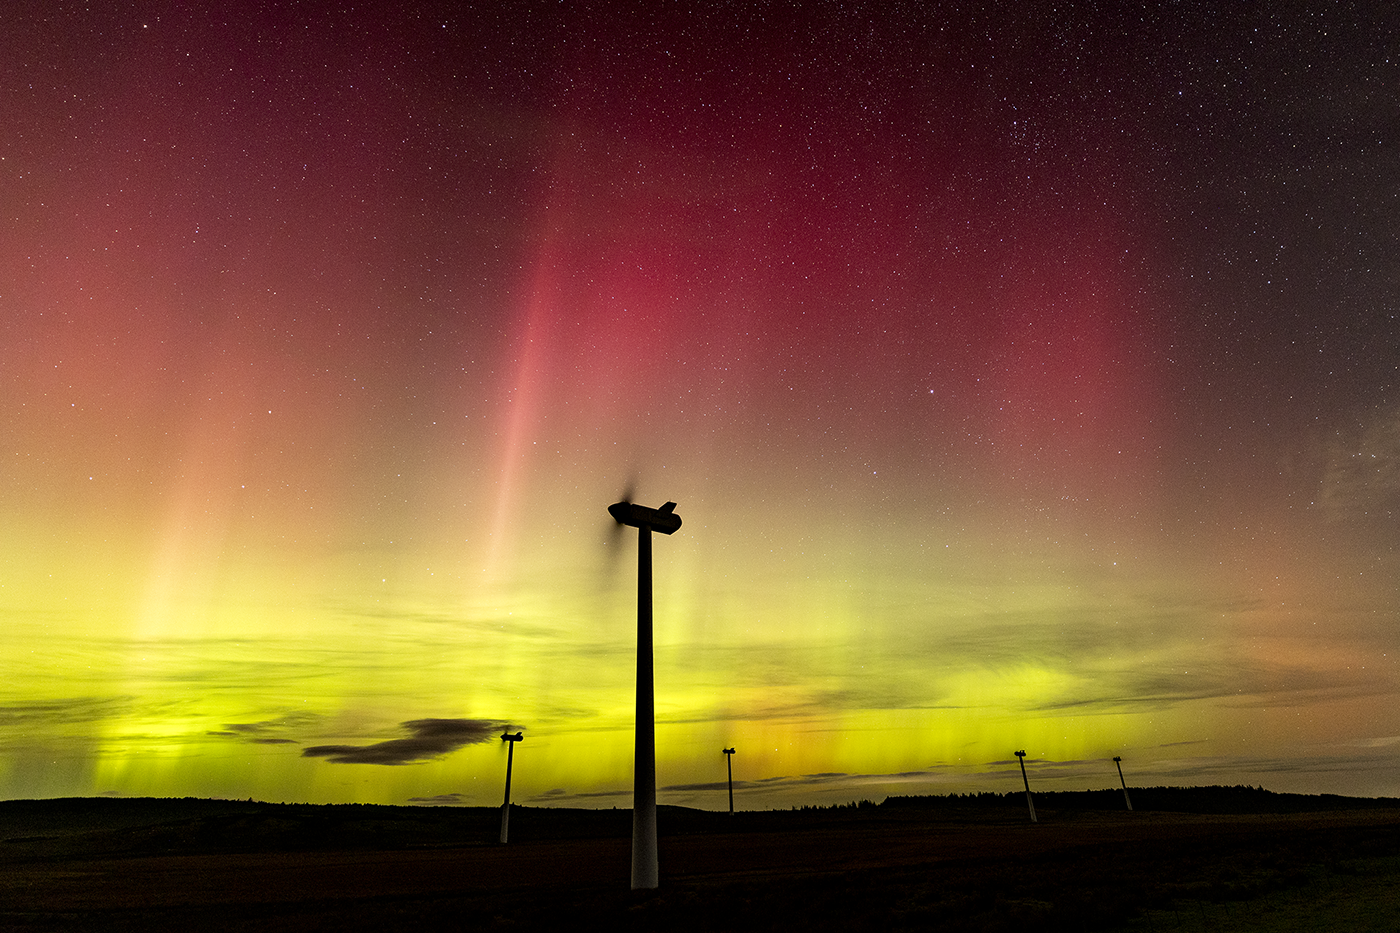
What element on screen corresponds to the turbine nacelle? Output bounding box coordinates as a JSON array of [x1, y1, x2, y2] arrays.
[[502, 731, 523, 743], [609, 500, 682, 534]]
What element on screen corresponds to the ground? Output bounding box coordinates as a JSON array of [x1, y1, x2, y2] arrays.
[[0, 793, 1397, 930]]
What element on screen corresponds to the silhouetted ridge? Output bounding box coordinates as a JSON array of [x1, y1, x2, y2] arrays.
[[881, 785, 1400, 814]]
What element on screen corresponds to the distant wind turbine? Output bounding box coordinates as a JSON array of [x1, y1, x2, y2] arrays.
[[499, 731, 523, 843], [608, 496, 682, 890], [723, 747, 736, 814], [1114, 756, 1133, 811], [1015, 750, 1037, 823]]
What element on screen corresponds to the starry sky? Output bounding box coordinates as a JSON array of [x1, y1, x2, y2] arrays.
[[2, 2, 1398, 809]]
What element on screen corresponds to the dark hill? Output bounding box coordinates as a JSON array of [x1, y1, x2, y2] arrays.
[[1, 785, 1396, 861], [883, 784, 1400, 815], [1, 789, 1398, 931]]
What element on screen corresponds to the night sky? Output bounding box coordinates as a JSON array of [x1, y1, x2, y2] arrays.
[[2, 2, 1398, 808]]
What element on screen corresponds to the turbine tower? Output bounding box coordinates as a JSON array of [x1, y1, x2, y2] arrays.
[[723, 747, 736, 814], [1113, 755, 1133, 811], [499, 731, 523, 843], [608, 498, 682, 890], [1015, 750, 1037, 823]]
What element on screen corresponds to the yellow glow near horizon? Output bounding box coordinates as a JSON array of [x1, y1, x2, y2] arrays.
[[4, 502, 1397, 806]]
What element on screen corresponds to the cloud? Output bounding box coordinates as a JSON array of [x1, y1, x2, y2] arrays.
[[1357, 736, 1400, 749], [661, 781, 731, 793], [1018, 660, 1399, 718], [1128, 753, 1400, 785], [527, 787, 629, 803], [303, 718, 507, 765], [0, 696, 136, 727], [209, 712, 323, 744], [407, 793, 467, 804], [661, 771, 863, 794]]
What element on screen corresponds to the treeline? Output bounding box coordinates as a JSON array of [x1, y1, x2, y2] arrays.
[[790, 799, 880, 812], [882, 785, 1400, 814]]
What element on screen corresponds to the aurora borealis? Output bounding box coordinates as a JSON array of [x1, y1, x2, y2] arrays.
[[2, 2, 1398, 809]]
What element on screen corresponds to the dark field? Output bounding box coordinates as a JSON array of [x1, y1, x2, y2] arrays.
[[1, 790, 1398, 931]]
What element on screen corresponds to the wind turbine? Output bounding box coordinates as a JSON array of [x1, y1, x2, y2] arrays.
[[608, 497, 682, 890], [499, 731, 523, 843], [1015, 750, 1037, 823], [1113, 756, 1133, 811], [723, 747, 736, 814]]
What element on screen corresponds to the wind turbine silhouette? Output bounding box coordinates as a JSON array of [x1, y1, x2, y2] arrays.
[[1015, 750, 1037, 823], [723, 747, 736, 814], [608, 495, 682, 890], [499, 730, 523, 843], [1114, 756, 1133, 811]]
